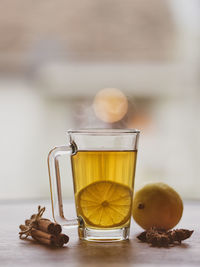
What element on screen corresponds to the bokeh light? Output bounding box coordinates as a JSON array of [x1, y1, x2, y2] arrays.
[[93, 88, 128, 123]]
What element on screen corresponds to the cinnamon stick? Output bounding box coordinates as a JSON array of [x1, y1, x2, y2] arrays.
[[55, 234, 69, 247], [37, 219, 55, 234], [54, 224, 62, 235], [31, 229, 69, 247], [60, 234, 69, 244], [19, 206, 69, 247], [30, 229, 70, 247], [31, 229, 55, 241], [26, 217, 61, 235]]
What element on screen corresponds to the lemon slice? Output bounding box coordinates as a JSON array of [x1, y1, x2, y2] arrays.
[[77, 181, 132, 228]]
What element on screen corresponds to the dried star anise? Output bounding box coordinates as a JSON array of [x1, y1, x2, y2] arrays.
[[137, 227, 193, 247]]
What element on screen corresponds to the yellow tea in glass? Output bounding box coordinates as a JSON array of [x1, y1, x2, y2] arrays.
[[48, 129, 140, 242]]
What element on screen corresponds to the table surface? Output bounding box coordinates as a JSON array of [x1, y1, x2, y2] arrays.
[[1, 200, 200, 267]]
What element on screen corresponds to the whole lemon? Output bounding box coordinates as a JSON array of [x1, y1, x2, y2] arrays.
[[132, 182, 183, 230]]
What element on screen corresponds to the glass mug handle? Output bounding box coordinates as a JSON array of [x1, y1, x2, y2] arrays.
[[47, 145, 78, 228]]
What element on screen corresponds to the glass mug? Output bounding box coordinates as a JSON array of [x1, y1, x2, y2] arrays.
[[48, 129, 140, 242]]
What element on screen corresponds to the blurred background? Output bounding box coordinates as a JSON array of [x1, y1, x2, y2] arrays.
[[0, 0, 199, 200]]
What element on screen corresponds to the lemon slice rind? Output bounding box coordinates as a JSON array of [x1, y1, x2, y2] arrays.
[[77, 180, 132, 228]]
